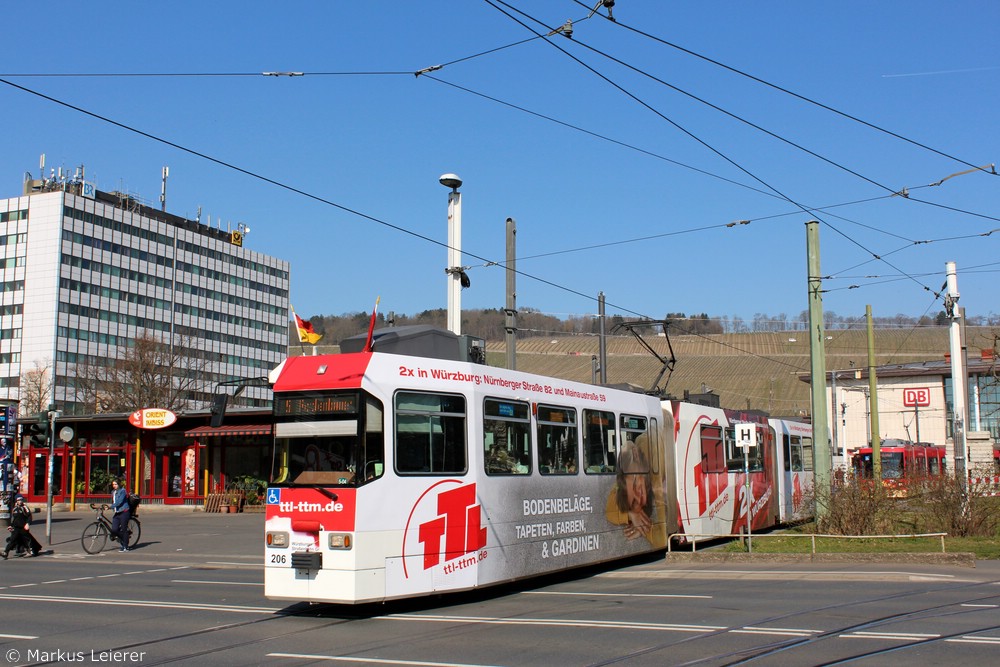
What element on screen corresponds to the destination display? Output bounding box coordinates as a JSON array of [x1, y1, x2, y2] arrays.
[[274, 393, 359, 418]]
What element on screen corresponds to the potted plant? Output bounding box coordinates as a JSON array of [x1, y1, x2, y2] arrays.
[[224, 485, 244, 513]]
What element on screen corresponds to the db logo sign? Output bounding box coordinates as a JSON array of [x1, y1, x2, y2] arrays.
[[903, 388, 931, 407]]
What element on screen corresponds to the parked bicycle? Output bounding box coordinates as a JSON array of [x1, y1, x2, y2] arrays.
[[80, 503, 141, 554]]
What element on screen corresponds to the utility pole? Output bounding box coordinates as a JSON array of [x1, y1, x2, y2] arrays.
[[45, 406, 62, 543], [440, 173, 464, 335], [866, 306, 881, 481], [806, 221, 831, 518], [504, 217, 517, 370], [597, 292, 607, 384], [945, 261, 968, 493]]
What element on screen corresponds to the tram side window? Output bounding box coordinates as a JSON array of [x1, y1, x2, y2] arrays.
[[700, 424, 725, 473], [621, 413, 654, 471], [484, 398, 531, 475], [583, 409, 616, 473], [537, 404, 578, 475], [395, 391, 467, 475], [784, 435, 813, 472], [725, 426, 763, 472], [362, 397, 385, 482]]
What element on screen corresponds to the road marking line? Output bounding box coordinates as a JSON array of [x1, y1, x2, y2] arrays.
[[206, 561, 264, 567], [269, 653, 501, 666], [0, 633, 38, 639], [733, 626, 819, 637], [0, 593, 280, 614], [384, 614, 723, 633], [841, 631, 939, 641], [171, 580, 263, 586], [525, 591, 711, 599], [946, 636, 1000, 645]]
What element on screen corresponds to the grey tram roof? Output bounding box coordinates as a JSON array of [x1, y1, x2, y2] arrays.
[[340, 325, 463, 361]]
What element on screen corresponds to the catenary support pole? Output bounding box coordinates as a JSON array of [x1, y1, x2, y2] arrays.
[[505, 217, 517, 370], [806, 221, 831, 519], [867, 305, 881, 481]]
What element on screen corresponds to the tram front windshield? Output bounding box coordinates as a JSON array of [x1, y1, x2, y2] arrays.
[[271, 391, 385, 486], [853, 452, 904, 480]]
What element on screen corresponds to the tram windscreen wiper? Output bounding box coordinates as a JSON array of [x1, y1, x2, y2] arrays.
[[314, 486, 339, 502]]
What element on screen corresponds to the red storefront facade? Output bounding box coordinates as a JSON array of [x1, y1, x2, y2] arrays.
[[15, 412, 272, 507]]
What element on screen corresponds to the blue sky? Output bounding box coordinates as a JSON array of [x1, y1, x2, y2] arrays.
[[2, 1, 997, 328]]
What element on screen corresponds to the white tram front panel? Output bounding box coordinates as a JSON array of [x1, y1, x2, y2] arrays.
[[265, 351, 672, 604], [770, 418, 814, 523]]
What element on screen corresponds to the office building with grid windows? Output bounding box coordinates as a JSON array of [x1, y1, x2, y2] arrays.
[[0, 171, 290, 416]]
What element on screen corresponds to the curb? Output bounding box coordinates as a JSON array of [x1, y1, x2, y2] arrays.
[[665, 551, 978, 567]]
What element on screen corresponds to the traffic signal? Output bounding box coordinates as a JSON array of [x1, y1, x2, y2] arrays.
[[27, 412, 49, 447], [209, 394, 228, 428]]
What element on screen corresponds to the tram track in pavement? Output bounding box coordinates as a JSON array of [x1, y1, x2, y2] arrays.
[[577, 571, 1000, 666], [20, 601, 367, 667]]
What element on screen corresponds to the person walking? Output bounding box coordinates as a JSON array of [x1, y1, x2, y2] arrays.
[[2, 495, 43, 558], [110, 479, 131, 552]]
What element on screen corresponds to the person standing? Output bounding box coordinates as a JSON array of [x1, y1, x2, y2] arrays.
[[2, 495, 43, 558], [110, 479, 131, 552]]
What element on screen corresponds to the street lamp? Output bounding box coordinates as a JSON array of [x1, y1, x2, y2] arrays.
[[440, 173, 464, 335]]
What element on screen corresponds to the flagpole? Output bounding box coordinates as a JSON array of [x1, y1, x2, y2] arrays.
[[291, 307, 305, 355]]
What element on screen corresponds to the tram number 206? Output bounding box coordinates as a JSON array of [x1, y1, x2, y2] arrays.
[[269, 554, 287, 565]]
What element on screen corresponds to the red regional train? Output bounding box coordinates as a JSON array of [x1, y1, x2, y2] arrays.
[[849, 439, 947, 497], [263, 326, 813, 604]]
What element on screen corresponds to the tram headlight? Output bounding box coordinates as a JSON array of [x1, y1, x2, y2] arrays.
[[328, 533, 352, 550], [266, 531, 289, 548]]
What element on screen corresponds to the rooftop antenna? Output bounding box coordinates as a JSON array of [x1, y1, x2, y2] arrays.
[[196, 206, 202, 223], [160, 166, 169, 211]]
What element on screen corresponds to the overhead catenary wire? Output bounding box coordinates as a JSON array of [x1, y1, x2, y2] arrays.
[[567, 0, 995, 175], [0, 74, 981, 376], [0, 76, 652, 324], [482, 0, 943, 301], [2, 11, 992, 378]]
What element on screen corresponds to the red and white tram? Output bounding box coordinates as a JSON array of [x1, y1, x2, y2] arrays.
[[264, 327, 808, 604]]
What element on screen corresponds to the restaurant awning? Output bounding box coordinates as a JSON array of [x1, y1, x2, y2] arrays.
[[184, 424, 272, 438]]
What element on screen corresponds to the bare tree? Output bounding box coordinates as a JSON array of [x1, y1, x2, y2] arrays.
[[73, 331, 211, 413], [19, 359, 52, 416]]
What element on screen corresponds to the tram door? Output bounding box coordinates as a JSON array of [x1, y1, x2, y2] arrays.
[[161, 446, 198, 504]]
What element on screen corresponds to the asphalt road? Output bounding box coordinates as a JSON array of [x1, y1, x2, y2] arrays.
[[0, 508, 997, 666]]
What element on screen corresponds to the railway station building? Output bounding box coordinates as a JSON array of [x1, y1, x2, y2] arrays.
[[817, 351, 999, 473]]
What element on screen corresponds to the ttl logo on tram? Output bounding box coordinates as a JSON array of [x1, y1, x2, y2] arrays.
[[412, 482, 487, 573]]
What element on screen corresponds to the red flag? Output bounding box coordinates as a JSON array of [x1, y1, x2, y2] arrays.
[[363, 296, 380, 353], [292, 309, 323, 345]]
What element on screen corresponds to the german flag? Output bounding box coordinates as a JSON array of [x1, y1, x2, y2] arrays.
[[292, 309, 323, 345]]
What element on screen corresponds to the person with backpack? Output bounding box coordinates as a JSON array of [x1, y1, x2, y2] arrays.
[[2, 495, 43, 558], [110, 478, 131, 552]]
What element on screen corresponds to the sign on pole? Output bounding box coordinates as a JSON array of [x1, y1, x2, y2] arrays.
[[735, 422, 756, 552]]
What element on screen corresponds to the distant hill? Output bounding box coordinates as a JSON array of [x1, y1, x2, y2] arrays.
[[487, 327, 997, 417], [289, 310, 997, 418]]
